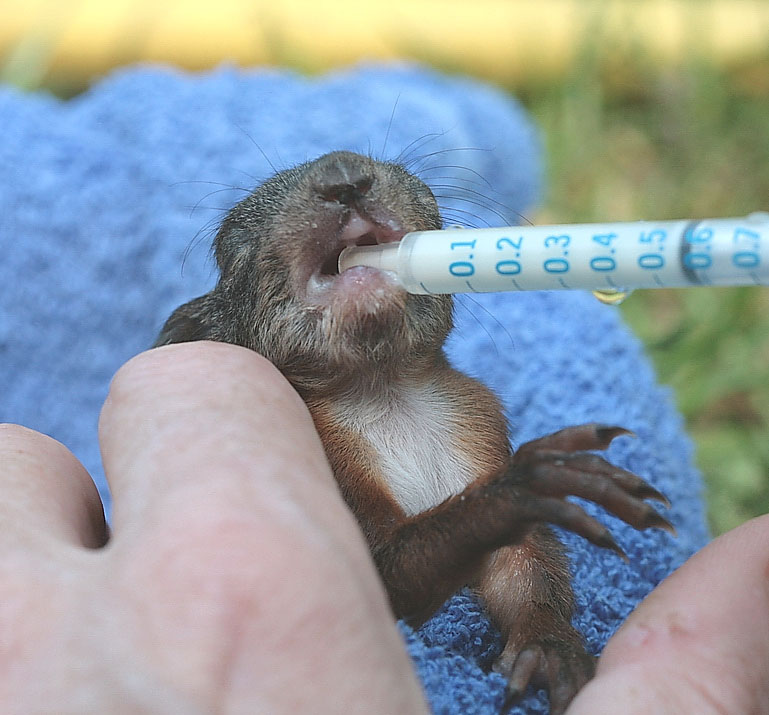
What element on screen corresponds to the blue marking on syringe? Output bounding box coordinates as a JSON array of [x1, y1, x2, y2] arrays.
[[680, 220, 703, 285], [558, 277, 570, 288], [465, 281, 479, 292], [653, 274, 665, 286], [419, 282, 436, 294], [606, 275, 619, 288], [512, 279, 522, 290]]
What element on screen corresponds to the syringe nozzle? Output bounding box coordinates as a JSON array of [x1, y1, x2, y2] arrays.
[[338, 242, 400, 274]]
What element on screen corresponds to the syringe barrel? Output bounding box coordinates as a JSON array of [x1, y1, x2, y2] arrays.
[[341, 214, 769, 294]]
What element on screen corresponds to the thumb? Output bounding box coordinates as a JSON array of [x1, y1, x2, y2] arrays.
[[567, 514, 769, 714]]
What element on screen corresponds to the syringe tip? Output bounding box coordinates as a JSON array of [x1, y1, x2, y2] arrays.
[[338, 242, 400, 273]]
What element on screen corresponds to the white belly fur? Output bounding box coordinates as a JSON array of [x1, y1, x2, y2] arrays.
[[332, 383, 475, 516]]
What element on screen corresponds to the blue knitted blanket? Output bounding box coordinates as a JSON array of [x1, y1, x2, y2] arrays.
[[0, 64, 708, 713]]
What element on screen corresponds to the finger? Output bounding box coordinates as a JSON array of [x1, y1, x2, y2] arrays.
[[536, 452, 672, 507], [0, 424, 108, 548], [515, 424, 633, 460], [99, 341, 346, 541], [567, 514, 769, 713], [505, 647, 541, 699], [529, 461, 675, 534], [97, 342, 430, 712], [523, 495, 628, 561]]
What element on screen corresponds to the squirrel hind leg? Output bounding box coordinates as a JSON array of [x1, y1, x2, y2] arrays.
[[475, 529, 594, 715]]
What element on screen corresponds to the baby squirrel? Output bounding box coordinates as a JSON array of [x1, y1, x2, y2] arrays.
[[155, 151, 673, 714]]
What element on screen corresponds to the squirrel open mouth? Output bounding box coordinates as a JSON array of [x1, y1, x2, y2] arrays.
[[319, 215, 404, 277], [320, 231, 378, 276]]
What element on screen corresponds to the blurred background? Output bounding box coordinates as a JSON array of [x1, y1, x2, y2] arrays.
[[2, 0, 767, 534]]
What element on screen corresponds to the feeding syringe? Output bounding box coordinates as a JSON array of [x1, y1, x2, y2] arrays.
[[338, 213, 768, 294]]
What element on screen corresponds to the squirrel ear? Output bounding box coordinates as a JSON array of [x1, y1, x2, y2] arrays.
[[153, 294, 216, 347]]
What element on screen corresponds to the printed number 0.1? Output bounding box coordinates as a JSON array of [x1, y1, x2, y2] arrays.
[[449, 261, 475, 277]]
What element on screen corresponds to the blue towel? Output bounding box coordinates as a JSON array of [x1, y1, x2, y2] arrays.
[[0, 64, 708, 713]]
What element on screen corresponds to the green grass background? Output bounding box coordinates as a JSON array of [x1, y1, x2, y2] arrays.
[[3, 21, 768, 536]]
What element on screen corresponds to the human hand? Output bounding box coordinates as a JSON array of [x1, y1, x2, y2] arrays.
[[568, 514, 769, 713], [0, 342, 427, 714], [5, 341, 766, 715]]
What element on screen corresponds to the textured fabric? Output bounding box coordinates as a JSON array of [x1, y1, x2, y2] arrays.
[[0, 64, 708, 713]]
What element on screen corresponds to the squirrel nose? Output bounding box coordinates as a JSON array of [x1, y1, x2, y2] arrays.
[[312, 152, 374, 205]]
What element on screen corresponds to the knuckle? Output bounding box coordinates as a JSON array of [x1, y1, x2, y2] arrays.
[[0, 426, 99, 522], [0, 424, 69, 461], [133, 508, 273, 608], [126, 497, 352, 631], [0, 553, 56, 657], [104, 342, 308, 433], [112, 342, 285, 397]]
